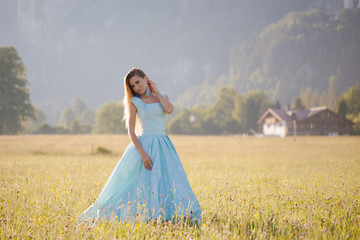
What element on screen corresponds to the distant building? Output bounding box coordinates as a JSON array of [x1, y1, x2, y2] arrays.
[[257, 107, 353, 137]]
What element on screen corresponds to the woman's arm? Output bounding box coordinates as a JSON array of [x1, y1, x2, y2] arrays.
[[148, 80, 174, 114], [128, 103, 152, 170]]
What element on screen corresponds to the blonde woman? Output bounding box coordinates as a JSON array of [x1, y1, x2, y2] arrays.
[[78, 68, 201, 224]]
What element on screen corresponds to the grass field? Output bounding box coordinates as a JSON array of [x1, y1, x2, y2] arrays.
[[1, 135, 360, 239]]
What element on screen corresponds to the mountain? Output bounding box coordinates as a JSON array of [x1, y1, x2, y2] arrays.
[[2, 0, 352, 123], [176, 4, 360, 108]]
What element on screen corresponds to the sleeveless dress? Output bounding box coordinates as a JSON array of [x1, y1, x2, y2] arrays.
[[77, 93, 202, 224]]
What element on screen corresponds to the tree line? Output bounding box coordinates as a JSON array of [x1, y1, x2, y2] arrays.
[[169, 87, 275, 135], [39, 100, 127, 134], [169, 83, 360, 135], [1, 43, 359, 135], [24, 100, 126, 135]]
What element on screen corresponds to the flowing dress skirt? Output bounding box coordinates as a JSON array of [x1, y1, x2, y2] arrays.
[[77, 134, 202, 224]]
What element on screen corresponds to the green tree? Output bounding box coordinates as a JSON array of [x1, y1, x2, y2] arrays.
[[319, 92, 328, 107], [237, 91, 272, 131], [168, 109, 197, 135], [79, 109, 95, 125], [23, 108, 47, 133], [57, 108, 75, 129], [292, 97, 305, 110], [94, 102, 126, 134], [33, 123, 68, 134], [327, 76, 337, 110], [335, 84, 360, 134], [0, 46, 35, 134], [335, 99, 348, 117], [310, 90, 319, 108], [69, 119, 82, 134], [343, 85, 360, 115], [74, 98, 87, 117], [209, 87, 240, 134], [274, 100, 281, 109]]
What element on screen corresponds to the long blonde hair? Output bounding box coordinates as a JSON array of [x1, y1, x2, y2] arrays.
[[123, 68, 146, 130]]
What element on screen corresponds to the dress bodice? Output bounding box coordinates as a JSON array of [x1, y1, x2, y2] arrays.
[[130, 93, 166, 135]]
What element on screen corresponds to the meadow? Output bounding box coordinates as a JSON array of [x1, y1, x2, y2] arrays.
[[0, 135, 359, 239]]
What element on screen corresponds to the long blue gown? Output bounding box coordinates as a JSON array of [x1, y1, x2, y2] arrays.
[[78, 94, 202, 224]]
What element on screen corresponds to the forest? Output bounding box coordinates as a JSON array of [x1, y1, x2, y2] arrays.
[[177, 8, 360, 109]]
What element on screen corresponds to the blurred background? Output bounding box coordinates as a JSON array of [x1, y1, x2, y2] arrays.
[[1, 0, 359, 135]]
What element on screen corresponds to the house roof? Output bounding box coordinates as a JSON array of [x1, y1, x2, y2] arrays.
[[257, 106, 353, 124]]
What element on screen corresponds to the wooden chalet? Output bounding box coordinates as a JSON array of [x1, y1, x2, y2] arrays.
[[257, 106, 353, 137]]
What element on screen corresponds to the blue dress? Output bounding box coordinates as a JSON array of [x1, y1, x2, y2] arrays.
[[78, 94, 202, 224]]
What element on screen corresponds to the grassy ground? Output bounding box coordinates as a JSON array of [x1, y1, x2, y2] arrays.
[[0, 135, 359, 239]]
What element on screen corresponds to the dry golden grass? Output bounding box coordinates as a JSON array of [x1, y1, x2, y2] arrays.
[[1, 135, 360, 239]]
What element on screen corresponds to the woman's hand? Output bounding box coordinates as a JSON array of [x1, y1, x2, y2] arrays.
[[148, 79, 159, 95], [140, 151, 153, 170], [146, 78, 174, 114]]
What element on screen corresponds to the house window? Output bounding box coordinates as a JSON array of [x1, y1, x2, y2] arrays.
[[310, 123, 315, 129]]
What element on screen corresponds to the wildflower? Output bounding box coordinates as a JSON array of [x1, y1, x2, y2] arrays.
[[59, 231, 63, 234], [319, 226, 322, 230], [71, 218, 74, 221], [128, 201, 131, 205], [126, 223, 130, 228], [142, 204, 145, 207], [202, 223, 206, 227]]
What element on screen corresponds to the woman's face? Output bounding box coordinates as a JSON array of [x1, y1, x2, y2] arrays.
[[129, 75, 148, 96]]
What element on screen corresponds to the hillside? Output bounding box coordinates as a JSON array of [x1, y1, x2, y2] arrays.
[[177, 8, 360, 108]]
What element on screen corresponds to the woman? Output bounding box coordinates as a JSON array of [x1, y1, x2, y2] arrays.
[[78, 68, 201, 224]]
